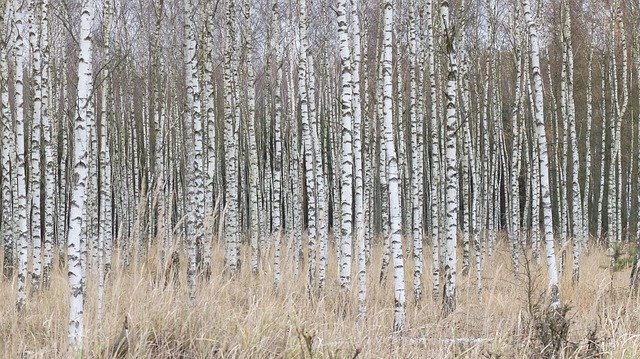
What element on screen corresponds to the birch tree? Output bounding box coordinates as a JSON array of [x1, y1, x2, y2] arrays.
[[351, 0, 366, 317], [561, 0, 583, 284], [14, 0, 29, 313], [97, 0, 113, 320], [382, 0, 405, 332], [337, 0, 353, 290], [41, 0, 53, 288], [522, 0, 560, 309], [184, 0, 202, 301], [441, 0, 458, 314], [68, 0, 94, 349], [426, 0, 441, 299], [28, 0, 43, 294], [224, 0, 240, 273], [1, 0, 13, 280]]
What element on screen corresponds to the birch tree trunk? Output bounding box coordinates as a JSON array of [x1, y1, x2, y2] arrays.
[[351, 0, 366, 317], [522, 0, 560, 309], [1, 0, 14, 280], [562, 0, 583, 284], [441, 0, 459, 314], [409, 0, 424, 301], [68, 0, 94, 349], [28, 0, 43, 295], [244, 0, 260, 275], [426, 0, 441, 299], [184, 0, 202, 301], [298, 0, 319, 292], [224, 0, 240, 273], [382, 0, 405, 332], [14, 0, 29, 313], [337, 0, 353, 290], [97, 0, 113, 321], [41, 0, 54, 288]]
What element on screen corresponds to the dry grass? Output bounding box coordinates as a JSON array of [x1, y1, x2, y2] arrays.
[[2, 235, 640, 358]]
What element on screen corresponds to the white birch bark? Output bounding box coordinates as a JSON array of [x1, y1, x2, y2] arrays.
[[509, 25, 523, 273], [272, 0, 283, 234], [523, 0, 560, 309], [611, 1, 628, 247], [28, 0, 43, 295], [441, 0, 458, 314], [526, 66, 541, 263], [14, 0, 29, 313], [597, 60, 606, 240], [382, 0, 405, 332], [350, 0, 365, 317], [41, 0, 53, 288], [97, 0, 113, 321], [583, 47, 594, 243], [58, 66, 69, 268], [426, 0, 441, 299], [244, 0, 260, 274], [408, 0, 423, 300], [271, 0, 283, 287], [223, 0, 240, 273], [298, 0, 318, 291], [184, 0, 202, 300], [68, 0, 93, 349], [308, 57, 328, 291], [337, 0, 353, 290], [202, 0, 215, 276], [562, 1, 583, 283], [1, 0, 14, 280]]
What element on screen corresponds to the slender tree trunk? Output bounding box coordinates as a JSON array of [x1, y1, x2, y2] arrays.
[[224, 0, 240, 273], [408, 0, 424, 301], [14, 0, 29, 313], [41, 0, 54, 288], [97, 0, 113, 321], [562, 0, 583, 284], [523, 0, 560, 309], [28, 0, 43, 295], [244, 0, 260, 275], [441, 0, 459, 315], [1, 0, 14, 280], [184, 0, 202, 301], [426, 0, 441, 299], [337, 0, 353, 290], [68, 0, 94, 349], [382, 0, 405, 332]]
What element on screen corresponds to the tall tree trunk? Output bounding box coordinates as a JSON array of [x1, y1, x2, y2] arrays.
[[441, 0, 459, 315], [184, 0, 202, 301], [337, 0, 353, 290], [28, 0, 43, 295], [522, 0, 560, 310], [382, 0, 405, 332], [1, 0, 14, 280], [14, 0, 29, 313], [68, 0, 94, 349]]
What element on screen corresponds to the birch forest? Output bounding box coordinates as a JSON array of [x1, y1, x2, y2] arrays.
[[2, 0, 640, 357]]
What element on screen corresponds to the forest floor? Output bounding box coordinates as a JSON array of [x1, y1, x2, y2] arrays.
[[1, 235, 639, 358]]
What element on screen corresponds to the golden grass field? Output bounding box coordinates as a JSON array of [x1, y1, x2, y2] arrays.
[[1, 235, 640, 358]]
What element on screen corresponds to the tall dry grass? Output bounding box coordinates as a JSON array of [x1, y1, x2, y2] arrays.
[[2, 235, 640, 358]]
